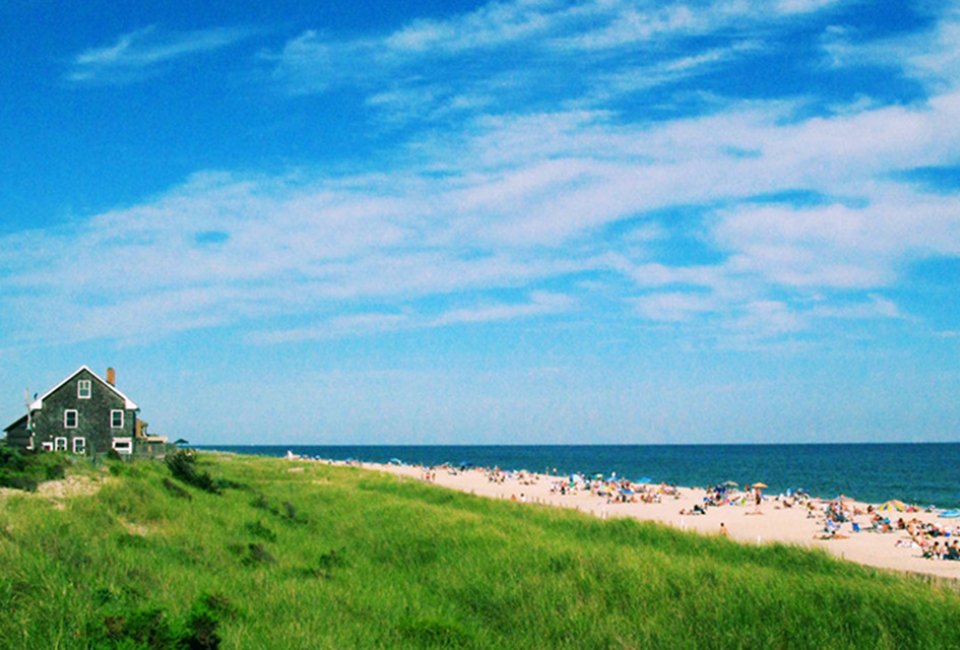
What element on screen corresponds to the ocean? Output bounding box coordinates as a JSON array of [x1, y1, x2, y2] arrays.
[[198, 443, 960, 509]]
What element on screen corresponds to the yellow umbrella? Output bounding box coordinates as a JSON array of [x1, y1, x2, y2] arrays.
[[752, 482, 768, 489], [878, 499, 906, 512]]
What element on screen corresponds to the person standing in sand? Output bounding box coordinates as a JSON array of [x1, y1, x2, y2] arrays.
[[719, 522, 729, 537]]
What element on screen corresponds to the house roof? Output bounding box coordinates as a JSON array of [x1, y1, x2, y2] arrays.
[[28, 365, 139, 412], [3, 414, 27, 434]]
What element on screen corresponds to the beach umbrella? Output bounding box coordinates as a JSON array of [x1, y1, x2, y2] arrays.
[[878, 500, 906, 512], [752, 482, 768, 489], [636, 476, 653, 484], [388, 458, 402, 465], [723, 480, 739, 487], [620, 488, 635, 495]]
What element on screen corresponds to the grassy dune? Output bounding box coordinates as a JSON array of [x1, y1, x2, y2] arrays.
[[1, 452, 959, 649]]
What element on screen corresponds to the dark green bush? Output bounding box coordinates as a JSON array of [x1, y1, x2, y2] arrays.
[[0, 447, 68, 491], [244, 520, 277, 542], [162, 477, 193, 500], [238, 542, 275, 566], [165, 451, 221, 494], [91, 595, 227, 649]]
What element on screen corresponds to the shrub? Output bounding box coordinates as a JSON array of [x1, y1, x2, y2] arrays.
[[241, 543, 275, 566], [182, 594, 232, 650], [165, 451, 221, 494], [162, 477, 193, 500], [0, 447, 68, 491], [244, 520, 277, 542], [92, 595, 228, 650], [249, 493, 306, 524]]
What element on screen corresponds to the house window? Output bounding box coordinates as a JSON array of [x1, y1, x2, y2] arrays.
[[78, 379, 92, 399], [64, 409, 78, 428], [55, 437, 67, 451], [111, 410, 124, 429], [112, 437, 133, 455], [72, 437, 86, 454]]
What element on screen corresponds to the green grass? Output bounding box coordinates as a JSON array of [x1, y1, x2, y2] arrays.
[[1, 452, 958, 648]]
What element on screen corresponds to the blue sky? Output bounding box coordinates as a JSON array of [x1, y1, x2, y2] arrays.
[[2, 0, 959, 445]]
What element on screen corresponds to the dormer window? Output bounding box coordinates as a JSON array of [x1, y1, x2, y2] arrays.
[[78, 380, 92, 399]]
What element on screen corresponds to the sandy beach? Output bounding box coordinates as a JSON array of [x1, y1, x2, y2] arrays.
[[326, 459, 960, 581]]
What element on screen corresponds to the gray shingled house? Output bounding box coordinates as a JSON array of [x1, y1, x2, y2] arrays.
[[3, 366, 165, 456]]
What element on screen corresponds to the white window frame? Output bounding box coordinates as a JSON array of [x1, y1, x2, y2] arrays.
[[41, 441, 54, 452], [112, 437, 133, 455], [111, 409, 124, 429], [64, 409, 78, 429], [72, 437, 86, 454], [77, 379, 92, 399], [55, 437, 67, 451]]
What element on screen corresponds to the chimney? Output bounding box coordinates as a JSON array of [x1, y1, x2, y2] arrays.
[[106, 367, 116, 386]]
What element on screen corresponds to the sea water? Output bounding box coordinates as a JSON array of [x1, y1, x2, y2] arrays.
[[199, 443, 960, 509]]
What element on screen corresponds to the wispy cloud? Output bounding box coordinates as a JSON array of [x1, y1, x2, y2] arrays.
[[431, 291, 573, 326], [264, 0, 836, 121], [67, 25, 255, 84], [4, 79, 959, 344], [6, 0, 960, 348], [250, 291, 573, 344], [631, 292, 717, 323]]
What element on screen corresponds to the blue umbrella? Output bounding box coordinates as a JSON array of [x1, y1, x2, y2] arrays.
[[636, 476, 653, 484]]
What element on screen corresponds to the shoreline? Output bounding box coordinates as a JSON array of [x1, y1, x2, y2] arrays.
[[306, 455, 960, 581], [204, 443, 960, 509]]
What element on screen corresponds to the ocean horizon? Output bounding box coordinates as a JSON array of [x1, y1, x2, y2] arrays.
[[198, 442, 960, 509]]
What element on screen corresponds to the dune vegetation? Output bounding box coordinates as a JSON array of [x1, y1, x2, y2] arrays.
[[1, 450, 959, 649]]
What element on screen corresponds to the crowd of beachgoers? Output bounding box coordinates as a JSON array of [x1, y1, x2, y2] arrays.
[[432, 462, 959, 559], [287, 452, 960, 575], [470, 463, 960, 563]]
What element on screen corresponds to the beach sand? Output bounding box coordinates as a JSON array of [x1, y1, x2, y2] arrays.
[[340, 460, 960, 581]]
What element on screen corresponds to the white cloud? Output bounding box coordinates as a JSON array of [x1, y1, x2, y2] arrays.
[[431, 291, 573, 326], [631, 292, 717, 322], [820, 7, 960, 90], [6, 77, 959, 344], [554, 0, 842, 50], [384, 0, 570, 54], [809, 295, 902, 320], [266, 0, 835, 114], [9, 0, 960, 348], [67, 26, 255, 84], [726, 300, 805, 337], [250, 291, 573, 344]]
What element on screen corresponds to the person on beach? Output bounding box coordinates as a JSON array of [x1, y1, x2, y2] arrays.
[[948, 541, 960, 560], [719, 522, 729, 537]]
